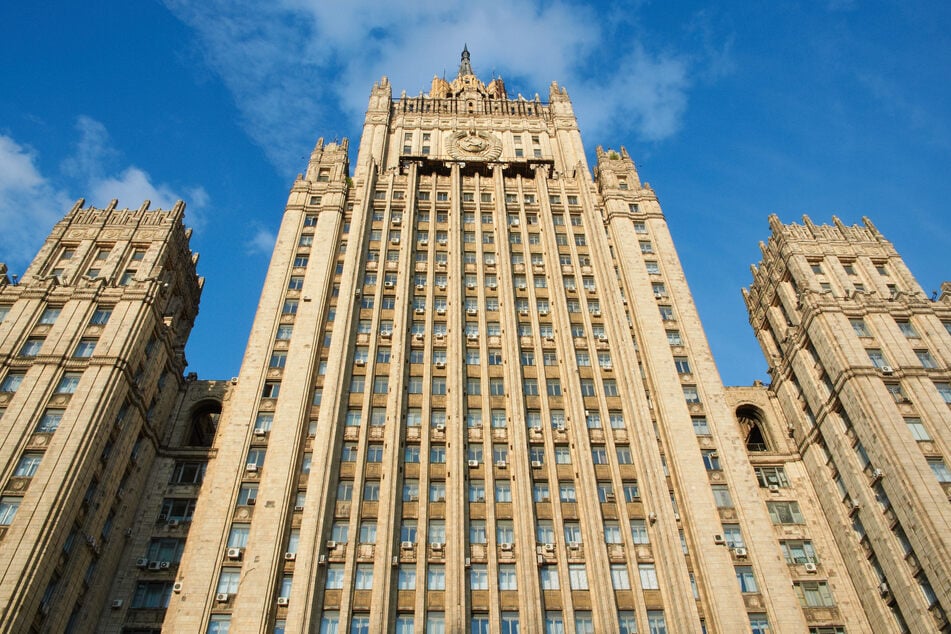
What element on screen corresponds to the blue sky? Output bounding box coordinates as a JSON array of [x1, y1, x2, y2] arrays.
[[1, 1, 949, 386]]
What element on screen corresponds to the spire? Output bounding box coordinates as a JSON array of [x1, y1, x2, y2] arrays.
[[458, 44, 474, 77]]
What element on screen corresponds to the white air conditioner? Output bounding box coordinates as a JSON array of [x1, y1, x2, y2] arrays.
[[467, 334, 479, 341], [148, 561, 161, 571], [804, 562, 818, 573], [325, 540, 337, 550], [284, 552, 297, 561], [496, 460, 507, 468], [381, 331, 393, 339], [438, 284, 447, 290], [568, 542, 581, 550], [880, 365, 894, 375], [436, 308, 446, 315], [216, 593, 230, 602], [245, 463, 258, 472], [111, 599, 123, 609], [511, 219, 520, 226], [768, 484, 780, 493], [227, 548, 242, 560], [390, 237, 400, 244], [500, 543, 513, 551], [517, 284, 527, 290], [598, 334, 608, 342], [294, 505, 304, 512], [879, 582, 890, 597], [401, 541, 415, 550], [734, 547, 748, 558], [173, 582, 183, 593], [467, 283, 476, 289], [167, 519, 180, 527], [713, 534, 725, 545], [438, 239, 448, 246], [871, 468, 884, 482], [467, 308, 478, 315], [539, 310, 549, 316], [416, 284, 425, 291], [437, 262, 446, 268], [160, 561, 171, 570], [434, 361, 446, 369], [592, 311, 601, 317], [136, 558, 149, 568], [414, 333, 424, 340], [519, 309, 529, 316], [431, 542, 444, 551], [384, 281, 395, 288], [435, 424, 446, 432], [254, 428, 268, 436], [277, 597, 289, 606], [848, 501, 861, 516], [392, 218, 402, 226], [531, 460, 543, 468], [468, 460, 479, 467], [544, 543, 555, 552]]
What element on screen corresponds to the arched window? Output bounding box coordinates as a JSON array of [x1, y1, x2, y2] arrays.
[[188, 400, 221, 447], [737, 405, 770, 452]]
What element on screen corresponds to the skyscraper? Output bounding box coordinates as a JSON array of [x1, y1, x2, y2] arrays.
[[0, 49, 947, 634]]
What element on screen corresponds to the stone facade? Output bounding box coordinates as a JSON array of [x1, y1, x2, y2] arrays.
[[0, 51, 947, 634]]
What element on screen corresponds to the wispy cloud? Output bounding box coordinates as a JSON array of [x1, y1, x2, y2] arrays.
[[0, 118, 209, 273], [164, 1, 717, 172], [0, 135, 71, 267], [246, 226, 276, 255]]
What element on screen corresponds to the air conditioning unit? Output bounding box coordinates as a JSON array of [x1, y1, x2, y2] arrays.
[[467, 283, 476, 289], [804, 562, 818, 573], [381, 331, 393, 339], [544, 543, 555, 552], [519, 309, 529, 316], [468, 460, 480, 467], [435, 424, 446, 432], [848, 501, 861, 517], [438, 239, 448, 246], [216, 593, 230, 602], [592, 311, 601, 317], [276, 597, 289, 606], [254, 428, 268, 437], [468, 334, 479, 341], [111, 599, 123, 609], [545, 335, 555, 342], [284, 552, 297, 561], [390, 237, 399, 244], [880, 365, 894, 375], [392, 218, 402, 226], [467, 308, 478, 315], [496, 460, 508, 469], [714, 534, 725, 545], [384, 281, 395, 289], [568, 542, 581, 550], [438, 284, 447, 290], [734, 547, 749, 558], [648, 512, 657, 523], [517, 284, 527, 290], [227, 548, 242, 560], [654, 293, 664, 299], [437, 262, 446, 268], [598, 334, 608, 342], [415, 284, 425, 290], [325, 541, 337, 550], [605, 493, 615, 502], [436, 308, 447, 315], [136, 558, 150, 568], [245, 463, 258, 472], [167, 519, 180, 527], [871, 468, 884, 482], [419, 239, 429, 245], [414, 333, 424, 340], [173, 582, 183, 593], [355, 359, 367, 367], [511, 219, 520, 226], [531, 460, 543, 468], [435, 361, 446, 369], [539, 310, 549, 316], [879, 582, 890, 597], [294, 505, 304, 512], [148, 561, 161, 571], [431, 543, 444, 551], [160, 561, 171, 570], [401, 541, 415, 550], [500, 543, 513, 551]]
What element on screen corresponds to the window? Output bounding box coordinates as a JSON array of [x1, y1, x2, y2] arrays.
[[398, 565, 416, 590], [276, 325, 293, 340], [683, 385, 700, 403], [780, 539, 818, 564], [897, 320, 918, 338], [359, 521, 377, 543], [712, 485, 733, 508], [498, 564, 517, 590], [768, 501, 805, 524], [659, 305, 674, 321], [559, 481, 577, 503], [754, 466, 789, 488], [261, 381, 280, 398], [56, 372, 82, 393], [674, 357, 691, 374], [568, 564, 589, 589], [604, 521, 622, 543], [35, 409, 63, 433], [39, 307, 61, 325], [929, 459, 951, 483], [867, 349, 888, 368], [736, 566, 758, 592], [936, 382, 951, 404], [638, 564, 658, 590], [794, 581, 835, 607], [171, 461, 205, 484], [0, 497, 19, 525], [906, 418, 931, 441], [749, 614, 770, 634], [20, 338, 43, 357], [14, 453, 42, 478], [916, 350, 937, 369], [1, 373, 25, 393]]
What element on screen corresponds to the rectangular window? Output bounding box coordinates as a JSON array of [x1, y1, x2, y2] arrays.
[[56, 372, 82, 394], [794, 581, 835, 607], [768, 501, 805, 524], [638, 564, 659, 590]]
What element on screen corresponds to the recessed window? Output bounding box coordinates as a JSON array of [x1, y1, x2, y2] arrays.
[[74, 339, 97, 358]]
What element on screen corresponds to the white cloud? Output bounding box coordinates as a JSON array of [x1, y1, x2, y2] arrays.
[[164, 0, 699, 173], [246, 226, 277, 255], [0, 135, 71, 270], [0, 120, 209, 273]]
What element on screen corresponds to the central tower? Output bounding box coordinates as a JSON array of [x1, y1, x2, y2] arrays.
[[162, 49, 868, 634]]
